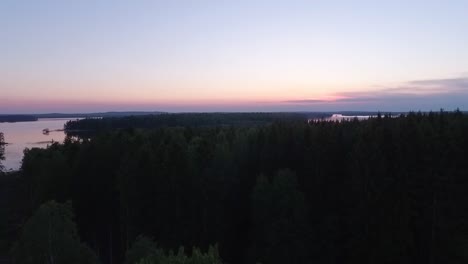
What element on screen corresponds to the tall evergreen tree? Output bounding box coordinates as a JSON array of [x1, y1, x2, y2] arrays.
[[250, 169, 311, 264], [0, 132, 4, 171], [12, 200, 99, 264]]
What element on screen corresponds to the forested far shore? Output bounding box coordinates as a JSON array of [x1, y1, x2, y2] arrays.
[[64, 112, 314, 131], [0, 112, 169, 123], [0, 133, 4, 170], [2, 110, 468, 264], [0, 115, 38, 123], [64, 112, 366, 135]]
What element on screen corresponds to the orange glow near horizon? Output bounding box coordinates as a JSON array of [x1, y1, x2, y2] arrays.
[[2, 1, 468, 113]]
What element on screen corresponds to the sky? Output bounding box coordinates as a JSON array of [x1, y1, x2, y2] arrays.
[[1, 0, 468, 113]]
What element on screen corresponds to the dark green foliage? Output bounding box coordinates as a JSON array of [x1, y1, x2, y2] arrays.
[[0, 171, 28, 256], [0, 132, 4, 170], [124, 236, 222, 264], [0, 115, 37, 123], [64, 112, 312, 134], [250, 170, 311, 264], [124, 236, 160, 264], [12, 200, 99, 264], [137, 244, 222, 264], [21, 144, 73, 210], [11, 111, 468, 264]]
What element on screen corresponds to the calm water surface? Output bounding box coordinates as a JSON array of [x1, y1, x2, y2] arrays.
[[0, 118, 78, 171]]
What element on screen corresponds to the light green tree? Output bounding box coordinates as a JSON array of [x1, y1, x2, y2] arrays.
[[124, 235, 161, 264], [12, 200, 100, 264], [126, 236, 222, 264], [138, 245, 222, 264]]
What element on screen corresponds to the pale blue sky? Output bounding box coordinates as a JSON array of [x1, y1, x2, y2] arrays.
[[1, 0, 468, 113]]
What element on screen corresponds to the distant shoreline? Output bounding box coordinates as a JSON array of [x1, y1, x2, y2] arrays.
[[0, 115, 38, 123], [0, 111, 166, 123]]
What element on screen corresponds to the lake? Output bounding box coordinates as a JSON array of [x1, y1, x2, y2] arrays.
[[309, 114, 373, 123], [0, 118, 77, 171]]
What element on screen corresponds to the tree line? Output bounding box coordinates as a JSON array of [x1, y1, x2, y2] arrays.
[[6, 111, 468, 264], [0, 132, 4, 170], [0, 115, 38, 123], [64, 112, 321, 132]]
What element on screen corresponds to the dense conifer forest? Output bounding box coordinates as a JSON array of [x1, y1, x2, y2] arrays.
[[0, 132, 4, 162], [0, 116, 38, 123], [2, 111, 468, 263]]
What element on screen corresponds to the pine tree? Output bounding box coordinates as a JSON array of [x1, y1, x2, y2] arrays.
[[12, 201, 99, 264]]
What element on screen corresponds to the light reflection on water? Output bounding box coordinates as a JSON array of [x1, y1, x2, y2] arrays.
[[0, 118, 77, 171], [310, 114, 373, 123]]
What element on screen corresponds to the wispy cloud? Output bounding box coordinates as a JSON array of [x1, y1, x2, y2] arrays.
[[284, 99, 328, 104], [375, 77, 468, 95], [284, 76, 468, 111], [409, 77, 468, 87], [288, 76, 468, 103]]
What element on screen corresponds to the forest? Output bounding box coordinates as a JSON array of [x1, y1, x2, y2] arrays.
[[0, 132, 4, 167], [0, 116, 38, 123], [2, 111, 468, 264]]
